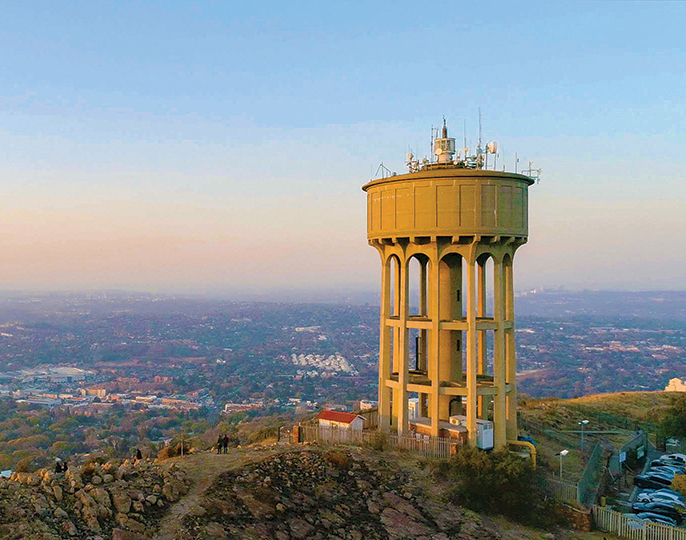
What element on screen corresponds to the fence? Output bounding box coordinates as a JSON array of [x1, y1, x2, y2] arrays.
[[296, 424, 457, 459], [609, 431, 649, 478], [577, 442, 603, 507], [547, 479, 579, 503], [593, 506, 686, 540], [519, 418, 582, 449]]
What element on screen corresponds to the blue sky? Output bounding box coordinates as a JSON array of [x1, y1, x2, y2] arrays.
[[0, 1, 684, 297]]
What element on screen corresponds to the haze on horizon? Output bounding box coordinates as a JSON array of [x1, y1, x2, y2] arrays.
[[1, 1, 684, 300]]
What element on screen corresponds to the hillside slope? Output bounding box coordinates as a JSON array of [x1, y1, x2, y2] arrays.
[[0, 444, 616, 540]]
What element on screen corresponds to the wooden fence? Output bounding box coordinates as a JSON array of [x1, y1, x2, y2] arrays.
[[593, 506, 686, 540], [297, 424, 457, 459]]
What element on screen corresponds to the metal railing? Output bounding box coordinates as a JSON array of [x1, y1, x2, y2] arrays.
[[547, 479, 579, 503]]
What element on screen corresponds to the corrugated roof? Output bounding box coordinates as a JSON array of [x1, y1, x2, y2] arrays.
[[316, 410, 362, 424]]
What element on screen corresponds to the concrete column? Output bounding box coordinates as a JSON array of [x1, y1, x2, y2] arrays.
[[466, 252, 478, 447], [493, 256, 506, 449], [397, 255, 410, 434], [429, 248, 441, 437], [505, 255, 517, 440], [477, 259, 486, 418], [378, 253, 392, 431]]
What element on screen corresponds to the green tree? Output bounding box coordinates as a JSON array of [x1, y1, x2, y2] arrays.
[[661, 394, 686, 438]]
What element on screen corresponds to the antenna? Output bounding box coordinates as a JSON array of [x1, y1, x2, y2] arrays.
[[430, 125, 434, 164], [478, 108, 483, 157]]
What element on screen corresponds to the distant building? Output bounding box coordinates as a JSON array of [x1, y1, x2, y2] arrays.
[[316, 410, 365, 431], [358, 400, 378, 411], [223, 402, 262, 414], [665, 378, 686, 392]]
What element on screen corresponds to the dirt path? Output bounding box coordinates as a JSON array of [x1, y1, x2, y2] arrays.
[[153, 447, 289, 540]]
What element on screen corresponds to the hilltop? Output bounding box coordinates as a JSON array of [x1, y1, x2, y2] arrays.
[[0, 441, 619, 540]]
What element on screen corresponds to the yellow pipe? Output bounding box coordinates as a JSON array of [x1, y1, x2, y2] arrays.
[[507, 439, 537, 468]]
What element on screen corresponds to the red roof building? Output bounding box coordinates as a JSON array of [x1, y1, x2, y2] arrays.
[[316, 410, 364, 430]]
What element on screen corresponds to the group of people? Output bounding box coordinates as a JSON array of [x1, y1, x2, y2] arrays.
[[216, 434, 232, 454], [54, 461, 69, 473]]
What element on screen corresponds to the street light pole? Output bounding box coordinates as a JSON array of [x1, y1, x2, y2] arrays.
[[559, 449, 569, 481], [579, 419, 589, 450]]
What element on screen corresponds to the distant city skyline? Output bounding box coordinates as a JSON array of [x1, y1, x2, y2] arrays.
[[1, 1, 684, 298]]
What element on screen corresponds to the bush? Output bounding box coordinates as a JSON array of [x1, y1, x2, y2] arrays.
[[15, 457, 32, 473], [440, 446, 555, 527], [365, 431, 387, 451], [672, 474, 686, 495], [323, 450, 350, 469], [157, 445, 179, 461]]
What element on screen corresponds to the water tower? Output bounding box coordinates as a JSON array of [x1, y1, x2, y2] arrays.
[[362, 120, 535, 449]]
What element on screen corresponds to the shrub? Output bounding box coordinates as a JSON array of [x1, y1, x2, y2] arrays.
[[441, 446, 555, 527], [15, 457, 32, 473], [672, 474, 686, 496], [365, 431, 387, 451], [157, 445, 179, 461], [323, 450, 350, 468]]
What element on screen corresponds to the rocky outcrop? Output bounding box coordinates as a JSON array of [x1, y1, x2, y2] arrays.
[[0, 458, 190, 539], [172, 449, 504, 540]]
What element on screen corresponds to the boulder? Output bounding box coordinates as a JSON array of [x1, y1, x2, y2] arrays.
[[112, 492, 132, 514]]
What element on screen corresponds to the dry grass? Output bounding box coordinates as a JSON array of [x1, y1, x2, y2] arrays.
[[564, 391, 672, 422]]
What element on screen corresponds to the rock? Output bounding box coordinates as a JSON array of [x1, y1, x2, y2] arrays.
[[239, 495, 274, 519], [188, 504, 206, 517], [289, 518, 314, 539], [367, 500, 381, 515], [111, 528, 149, 540], [112, 492, 132, 514], [54, 507, 69, 520], [53, 485, 63, 502], [276, 503, 286, 512], [161, 483, 176, 503], [132, 500, 144, 513], [203, 522, 228, 539], [61, 521, 77, 536], [85, 514, 101, 533], [145, 494, 157, 505], [381, 508, 433, 538], [91, 487, 112, 508], [383, 491, 425, 521], [102, 474, 114, 483], [92, 475, 103, 485]]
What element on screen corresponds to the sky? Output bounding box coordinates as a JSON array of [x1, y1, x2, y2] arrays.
[[0, 1, 684, 300]]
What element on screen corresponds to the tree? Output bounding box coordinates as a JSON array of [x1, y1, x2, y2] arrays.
[[661, 394, 686, 438]]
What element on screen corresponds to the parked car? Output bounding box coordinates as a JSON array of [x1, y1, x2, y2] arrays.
[[642, 488, 684, 501], [631, 502, 683, 524], [637, 493, 686, 508], [656, 458, 686, 470], [648, 467, 678, 477], [635, 512, 679, 527], [650, 460, 685, 473], [663, 453, 686, 462], [634, 475, 674, 489]]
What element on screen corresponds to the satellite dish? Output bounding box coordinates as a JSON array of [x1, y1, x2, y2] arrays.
[[487, 142, 498, 154], [407, 153, 414, 161], [435, 147, 444, 155]]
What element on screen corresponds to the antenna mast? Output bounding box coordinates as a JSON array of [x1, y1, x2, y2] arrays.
[[478, 108, 483, 156]]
